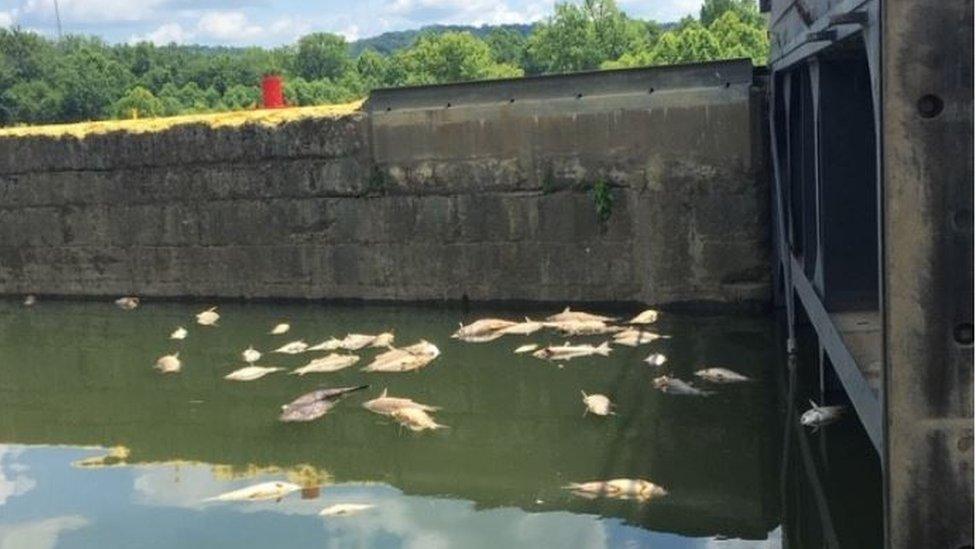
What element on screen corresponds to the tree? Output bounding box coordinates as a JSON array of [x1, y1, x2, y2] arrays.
[[355, 49, 391, 90], [112, 86, 164, 118], [2, 80, 64, 123], [485, 28, 528, 67], [527, 2, 602, 73], [293, 33, 352, 81], [708, 11, 769, 65], [395, 32, 522, 85], [700, 0, 765, 27], [222, 84, 261, 110]]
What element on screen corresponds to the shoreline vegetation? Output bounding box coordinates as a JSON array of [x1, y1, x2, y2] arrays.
[[0, 0, 767, 132]]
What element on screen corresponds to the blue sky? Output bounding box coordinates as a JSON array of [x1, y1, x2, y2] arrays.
[[0, 0, 704, 46]]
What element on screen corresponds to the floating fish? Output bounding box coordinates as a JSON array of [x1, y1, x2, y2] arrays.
[[242, 345, 261, 364], [581, 391, 614, 416], [452, 319, 518, 342], [694, 367, 750, 383], [546, 319, 624, 336], [224, 366, 284, 381], [497, 318, 545, 336], [272, 340, 308, 354], [270, 323, 290, 335], [532, 342, 612, 361], [292, 353, 360, 375], [340, 333, 376, 351], [154, 352, 181, 374], [308, 338, 343, 352], [370, 332, 395, 347], [801, 400, 845, 431], [204, 481, 301, 502], [612, 328, 668, 347], [170, 326, 188, 340], [363, 340, 440, 372], [23, 294, 36, 307], [279, 385, 369, 422], [644, 353, 667, 366], [514, 343, 539, 354], [196, 307, 219, 326], [362, 388, 440, 416], [319, 503, 375, 516], [115, 296, 139, 310], [628, 309, 660, 325], [652, 375, 713, 396], [546, 307, 615, 324], [391, 407, 447, 432], [564, 479, 667, 501]]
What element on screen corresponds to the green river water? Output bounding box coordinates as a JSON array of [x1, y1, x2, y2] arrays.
[[0, 300, 881, 548]]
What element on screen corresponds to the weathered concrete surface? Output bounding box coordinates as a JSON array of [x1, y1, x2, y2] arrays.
[[0, 60, 769, 307]]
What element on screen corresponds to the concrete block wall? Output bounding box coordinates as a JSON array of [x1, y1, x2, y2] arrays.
[[0, 59, 770, 307]]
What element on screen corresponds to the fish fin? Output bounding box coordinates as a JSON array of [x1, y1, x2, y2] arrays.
[[580, 390, 588, 398], [173, 352, 180, 358], [380, 388, 388, 398], [808, 399, 820, 410], [563, 306, 570, 313]]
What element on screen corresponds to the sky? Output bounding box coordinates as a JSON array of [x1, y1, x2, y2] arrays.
[[0, 0, 704, 47]]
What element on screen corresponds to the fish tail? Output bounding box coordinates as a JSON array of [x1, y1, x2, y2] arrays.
[[563, 483, 584, 491], [580, 390, 588, 398], [596, 342, 612, 356]]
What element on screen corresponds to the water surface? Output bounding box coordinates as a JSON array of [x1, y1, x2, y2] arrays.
[[0, 300, 871, 547]]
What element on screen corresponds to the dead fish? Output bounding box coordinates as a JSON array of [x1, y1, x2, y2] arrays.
[[340, 333, 376, 351], [224, 366, 284, 381], [170, 326, 188, 340], [613, 328, 668, 347], [370, 332, 395, 347], [532, 341, 612, 361], [581, 391, 614, 416], [694, 367, 750, 383], [272, 340, 308, 354], [196, 307, 219, 326], [292, 353, 360, 375], [270, 323, 290, 335], [319, 503, 375, 516], [628, 309, 660, 325], [644, 353, 667, 366], [497, 318, 545, 336], [652, 375, 713, 396], [391, 407, 447, 432], [564, 479, 667, 501], [154, 352, 181, 374], [546, 307, 616, 323], [115, 296, 140, 310], [308, 338, 343, 352], [204, 481, 301, 502], [401, 340, 440, 358], [23, 294, 36, 307], [362, 388, 440, 416], [547, 319, 623, 336], [514, 343, 539, 354], [451, 319, 518, 341], [801, 400, 845, 431], [242, 346, 261, 364], [279, 385, 369, 422], [363, 341, 440, 372]]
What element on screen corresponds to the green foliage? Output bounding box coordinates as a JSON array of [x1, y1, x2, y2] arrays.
[[592, 180, 614, 223], [112, 86, 164, 118], [394, 32, 522, 85], [294, 33, 352, 81], [0, 0, 768, 127]]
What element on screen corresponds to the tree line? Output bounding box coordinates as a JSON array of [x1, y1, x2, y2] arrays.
[[0, 0, 767, 126]]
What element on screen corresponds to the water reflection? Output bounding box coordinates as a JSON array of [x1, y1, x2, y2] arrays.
[[0, 301, 796, 546]]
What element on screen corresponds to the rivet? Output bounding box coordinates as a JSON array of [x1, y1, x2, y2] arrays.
[[917, 94, 944, 118]]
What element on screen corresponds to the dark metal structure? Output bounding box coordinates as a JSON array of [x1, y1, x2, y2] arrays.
[[765, 0, 973, 547]]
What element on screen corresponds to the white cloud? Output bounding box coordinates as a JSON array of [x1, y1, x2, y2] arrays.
[[387, 0, 548, 26], [0, 11, 14, 27], [130, 22, 189, 45], [337, 24, 360, 41], [268, 16, 311, 42], [0, 445, 36, 507], [196, 10, 263, 41], [0, 516, 88, 549]]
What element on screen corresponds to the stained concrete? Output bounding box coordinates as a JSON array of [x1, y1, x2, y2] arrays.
[[0, 59, 770, 307]]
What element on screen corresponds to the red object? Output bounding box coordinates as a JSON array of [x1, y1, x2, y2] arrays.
[[261, 74, 285, 109]]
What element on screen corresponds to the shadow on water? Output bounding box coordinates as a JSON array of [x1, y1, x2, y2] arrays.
[[0, 301, 881, 547]]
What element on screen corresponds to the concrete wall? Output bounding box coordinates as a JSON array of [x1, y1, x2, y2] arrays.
[[0, 59, 770, 307]]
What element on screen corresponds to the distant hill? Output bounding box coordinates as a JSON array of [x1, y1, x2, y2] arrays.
[[349, 23, 536, 56]]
